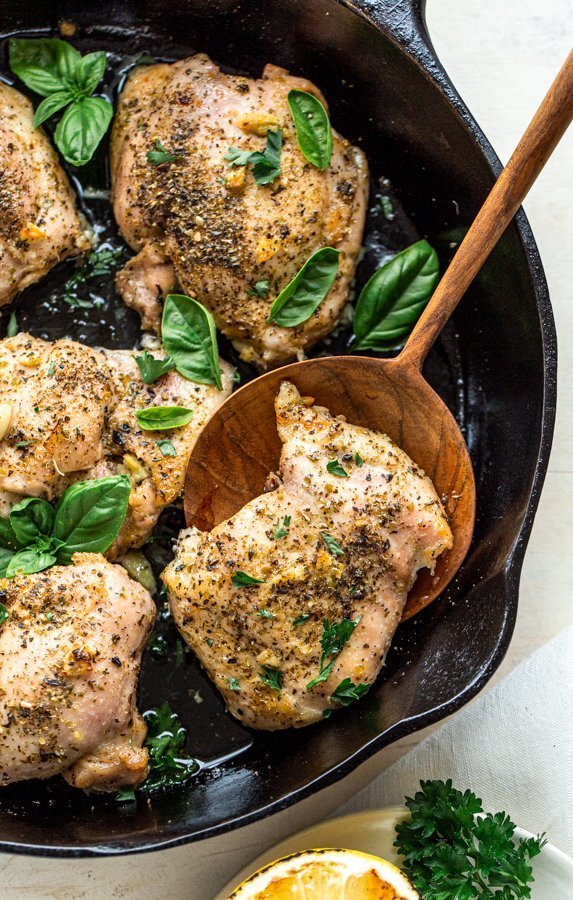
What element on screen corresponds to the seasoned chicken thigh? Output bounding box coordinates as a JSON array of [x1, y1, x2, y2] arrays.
[[0, 333, 234, 554], [111, 54, 368, 369], [164, 382, 453, 730], [0, 83, 88, 306], [0, 554, 155, 791]]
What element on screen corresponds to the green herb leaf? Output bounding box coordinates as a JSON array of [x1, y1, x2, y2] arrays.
[[307, 617, 360, 691], [267, 247, 340, 328], [0, 516, 22, 551], [0, 548, 15, 578], [227, 676, 241, 692], [8, 38, 81, 96], [320, 531, 344, 557], [293, 613, 310, 627], [70, 50, 107, 97], [231, 571, 265, 587], [354, 452, 364, 467], [33, 91, 74, 128], [147, 633, 168, 658], [5, 548, 57, 578], [63, 245, 123, 306], [9, 497, 54, 546], [249, 280, 270, 298], [156, 439, 177, 458], [140, 702, 197, 793], [55, 96, 113, 167], [352, 240, 439, 352], [257, 608, 276, 619], [6, 313, 18, 338], [162, 294, 223, 389], [394, 779, 546, 898], [53, 475, 131, 562], [135, 406, 193, 431], [330, 677, 370, 706], [134, 351, 176, 385], [116, 788, 136, 803], [0, 603, 8, 626], [225, 129, 282, 186], [287, 89, 333, 170], [147, 138, 181, 167], [259, 665, 282, 696], [326, 459, 348, 477], [273, 515, 291, 540]]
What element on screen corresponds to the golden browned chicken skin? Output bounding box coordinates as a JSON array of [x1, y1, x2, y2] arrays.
[[0, 554, 155, 791], [163, 382, 453, 730], [0, 333, 234, 556], [0, 83, 89, 306], [111, 53, 368, 369]]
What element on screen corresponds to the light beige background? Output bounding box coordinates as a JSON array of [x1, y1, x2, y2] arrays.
[[1, 0, 572, 896]]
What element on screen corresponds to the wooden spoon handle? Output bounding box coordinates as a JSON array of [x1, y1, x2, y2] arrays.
[[399, 49, 573, 370]]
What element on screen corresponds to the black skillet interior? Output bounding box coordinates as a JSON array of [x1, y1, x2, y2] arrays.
[[0, 0, 555, 855]]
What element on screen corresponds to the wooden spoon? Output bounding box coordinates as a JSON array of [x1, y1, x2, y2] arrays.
[[184, 51, 573, 619]]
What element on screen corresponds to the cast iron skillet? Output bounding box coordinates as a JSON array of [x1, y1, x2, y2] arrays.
[[0, 0, 556, 856]]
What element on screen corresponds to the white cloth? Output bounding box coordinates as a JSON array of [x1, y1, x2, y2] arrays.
[[337, 625, 573, 856]]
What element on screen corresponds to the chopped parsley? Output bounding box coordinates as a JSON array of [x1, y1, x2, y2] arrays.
[[307, 617, 360, 691], [231, 570, 265, 587], [320, 531, 344, 557], [273, 515, 291, 540], [257, 608, 276, 619], [0, 603, 8, 627], [326, 459, 348, 477], [227, 676, 241, 692], [249, 279, 270, 298], [156, 439, 177, 458], [116, 788, 136, 803], [354, 452, 364, 467], [225, 129, 283, 186], [147, 139, 181, 167], [63, 246, 124, 308], [47, 361, 56, 377], [259, 665, 282, 696], [147, 632, 168, 658], [330, 677, 370, 706], [6, 312, 18, 337], [139, 702, 197, 793], [135, 351, 176, 385], [293, 613, 310, 627]]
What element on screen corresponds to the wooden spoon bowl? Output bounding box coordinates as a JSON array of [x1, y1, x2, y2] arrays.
[[184, 354, 475, 619], [184, 50, 572, 619]]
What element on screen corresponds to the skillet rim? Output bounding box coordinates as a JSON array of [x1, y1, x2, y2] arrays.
[[0, 0, 557, 857]]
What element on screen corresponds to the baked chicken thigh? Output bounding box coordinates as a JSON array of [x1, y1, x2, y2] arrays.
[[163, 382, 453, 730], [111, 54, 368, 369], [0, 554, 155, 791], [0, 333, 234, 555], [0, 83, 88, 306]]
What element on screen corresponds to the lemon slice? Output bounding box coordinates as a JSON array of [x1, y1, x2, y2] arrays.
[[228, 848, 420, 899]]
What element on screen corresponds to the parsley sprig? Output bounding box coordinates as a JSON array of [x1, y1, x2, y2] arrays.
[[139, 702, 197, 793], [395, 779, 546, 898], [307, 617, 360, 691], [225, 129, 282, 185]]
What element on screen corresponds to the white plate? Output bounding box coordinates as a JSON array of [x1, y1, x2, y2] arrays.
[[215, 807, 573, 899]]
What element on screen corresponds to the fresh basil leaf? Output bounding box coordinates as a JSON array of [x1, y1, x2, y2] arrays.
[[5, 548, 57, 579], [134, 351, 176, 385], [53, 475, 131, 562], [147, 139, 181, 167], [162, 294, 222, 389], [352, 240, 439, 352], [0, 548, 15, 578], [288, 89, 333, 170], [70, 50, 107, 97], [156, 439, 177, 458], [0, 517, 22, 551], [54, 96, 113, 167], [9, 498, 54, 546], [0, 602, 8, 626], [135, 406, 194, 431], [6, 312, 18, 338], [231, 571, 265, 587], [33, 91, 73, 128], [267, 247, 340, 328], [8, 38, 80, 96]]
